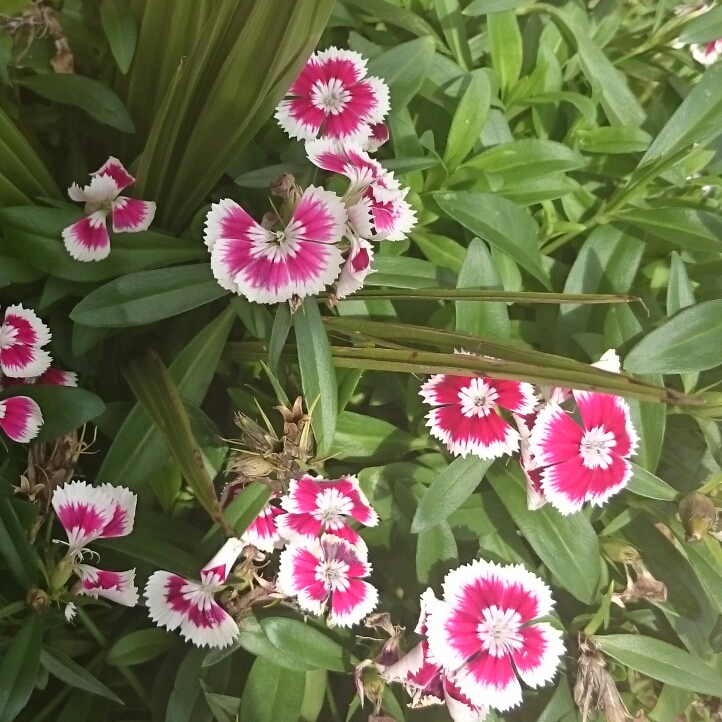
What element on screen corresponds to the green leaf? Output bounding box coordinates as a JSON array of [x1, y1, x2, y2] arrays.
[[70, 265, 228, 327], [40, 647, 122, 704], [0, 207, 204, 283], [294, 299, 337, 458], [434, 191, 548, 287], [679, 4, 722, 43], [0, 495, 42, 589], [412, 456, 492, 533], [625, 299, 722, 374], [201, 684, 239, 722], [642, 64, 722, 163], [488, 464, 601, 603], [367, 37, 436, 113], [107, 629, 174, 667], [434, 0, 473, 70], [223, 482, 272, 536], [0, 386, 105, 443], [16, 75, 135, 133], [626, 463, 678, 501], [667, 252, 696, 317], [97, 307, 235, 488], [444, 71, 490, 171], [456, 238, 510, 340], [464, 0, 535, 14], [0, 615, 43, 722], [259, 617, 352, 672], [100, 0, 138, 74], [488, 11, 522, 94], [615, 207, 722, 254], [269, 304, 292, 378], [411, 230, 465, 273], [577, 126, 652, 154], [330, 411, 426, 462], [416, 520, 458, 585], [593, 634, 722, 696], [123, 351, 220, 519], [240, 657, 306, 722]]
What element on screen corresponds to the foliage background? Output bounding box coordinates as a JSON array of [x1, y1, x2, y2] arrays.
[[1, 0, 722, 721]]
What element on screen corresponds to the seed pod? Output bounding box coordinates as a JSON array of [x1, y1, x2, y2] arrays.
[[679, 492, 717, 543]]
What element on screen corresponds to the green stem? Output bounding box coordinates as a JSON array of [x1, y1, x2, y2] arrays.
[[583, 582, 614, 635], [117, 665, 152, 709], [76, 606, 106, 647]]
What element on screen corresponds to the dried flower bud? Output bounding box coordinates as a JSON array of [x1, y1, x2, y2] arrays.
[[679, 492, 718, 543], [574, 638, 631, 722], [612, 558, 667, 607], [25, 588, 49, 613], [261, 211, 280, 229]]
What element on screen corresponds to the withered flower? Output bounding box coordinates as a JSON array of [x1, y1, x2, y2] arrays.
[[365, 613, 405, 666], [678, 492, 718, 543], [602, 539, 667, 607], [574, 637, 632, 722]]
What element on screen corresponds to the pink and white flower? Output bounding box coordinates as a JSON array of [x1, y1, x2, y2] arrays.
[[277, 534, 378, 627], [364, 123, 390, 152], [528, 390, 639, 515], [52, 481, 138, 607], [691, 39, 722, 65], [425, 560, 564, 712], [275, 48, 389, 142], [382, 589, 488, 722], [306, 139, 417, 242], [277, 474, 378, 550], [420, 368, 536, 459], [514, 413, 547, 511], [62, 157, 156, 262], [0, 396, 43, 443], [242, 501, 287, 553], [335, 237, 374, 299], [145, 538, 244, 648], [0, 305, 52, 378], [205, 186, 346, 304], [1, 366, 77, 390]]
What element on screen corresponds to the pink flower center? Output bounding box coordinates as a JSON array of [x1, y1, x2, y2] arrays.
[[313, 488, 353, 528], [317, 558, 350, 591], [579, 426, 616, 469], [311, 78, 351, 115], [458, 378, 498, 418], [477, 606, 523, 657]]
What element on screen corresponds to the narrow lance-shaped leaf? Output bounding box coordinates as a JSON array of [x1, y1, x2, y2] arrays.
[[443, 71, 490, 171]]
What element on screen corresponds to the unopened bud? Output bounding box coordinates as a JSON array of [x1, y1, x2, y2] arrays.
[[679, 492, 717, 543], [25, 588, 49, 613], [600, 538, 640, 565]]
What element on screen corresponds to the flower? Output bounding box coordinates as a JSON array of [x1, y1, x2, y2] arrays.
[[145, 538, 245, 648], [277, 474, 378, 550], [425, 560, 564, 712], [420, 366, 536, 459], [382, 590, 488, 722], [205, 186, 346, 304], [334, 237, 374, 300], [0, 396, 43, 443], [691, 39, 722, 65], [528, 390, 639, 515], [365, 123, 390, 151], [275, 48, 389, 142], [241, 498, 287, 553], [51, 481, 138, 607], [277, 534, 378, 627], [306, 139, 417, 242], [0, 304, 52, 378], [62, 157, 156, 262], [1, 366, 77, 390]]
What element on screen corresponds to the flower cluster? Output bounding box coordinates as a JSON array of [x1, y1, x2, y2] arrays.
[[0, 304, 55, 443], [205, 48, 415, 306], [50, 481, 139, 618], [62, 157, 156, 262], [382, 561, 564, 719], [144, 474, 379, 648], [420, 349, 639, 515]]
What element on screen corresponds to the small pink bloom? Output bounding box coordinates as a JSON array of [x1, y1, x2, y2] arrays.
[[335, 237, 374, 300], [0, 305, 52, 378], [691, 39, 722, 65], [1, 366, 77, 390], [365, 123, 390, 151], [425, 560, 564, 712], [529, 391, 639, 515], [420, 365, 536, 459], [52, 481, 138, 608], [514, 413, 547, 511], [0, 396, 43, 443], [63, 157, 156, 262], [277, 474, 378, 551], [243, 501, 287, 553], [73, 566, 139, 607], [276, 48, 389, 142], [277, 534, 378, 627], [205, 186, 346, 304], [52, 480, 137, 552], [145, 538, 245, 648]]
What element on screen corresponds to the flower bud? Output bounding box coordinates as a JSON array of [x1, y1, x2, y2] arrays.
[[25, 588, 49, 613], [679, 492, 717, 543]]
